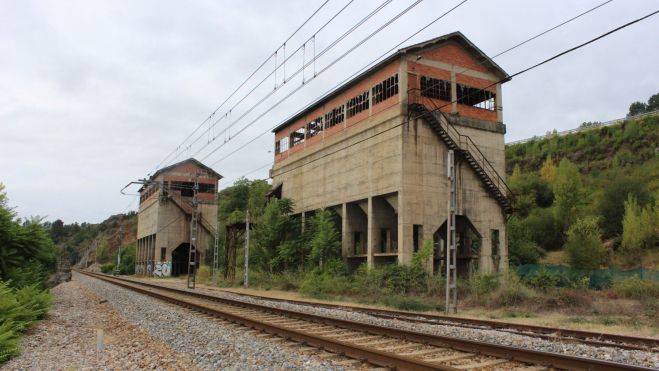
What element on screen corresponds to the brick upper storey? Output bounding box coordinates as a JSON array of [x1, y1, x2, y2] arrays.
[[272, 32, 509, 164]]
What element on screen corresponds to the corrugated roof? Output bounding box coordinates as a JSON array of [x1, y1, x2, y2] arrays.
[[272, 31, 510, 133]]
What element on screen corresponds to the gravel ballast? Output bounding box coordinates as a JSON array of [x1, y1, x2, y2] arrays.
[[3, 278, 197, 370], [147, 279, 659, 369], [75, 273, 344, 370]]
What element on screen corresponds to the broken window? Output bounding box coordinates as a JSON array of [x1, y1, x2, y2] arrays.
[[305, 116, 323, 139], [278, 137, 289, 153], [324, 105, 344, 129], [491, 229, 500, 273], [198, 183, 215, 194], [457, 84, 496, 111], [420, 76, 451, 101], [372, 74, 399, 105], [289, 127, 305, 147], [170, 181, 195, 197], [346, 90, 369, 118]]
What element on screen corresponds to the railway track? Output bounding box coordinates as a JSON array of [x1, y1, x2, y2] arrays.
[[124, 275, 658, 352], [75, 270, 655, 370]]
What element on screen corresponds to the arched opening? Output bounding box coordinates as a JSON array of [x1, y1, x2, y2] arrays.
[[433, 215, 481, 278], [171, 243, 199, 276]]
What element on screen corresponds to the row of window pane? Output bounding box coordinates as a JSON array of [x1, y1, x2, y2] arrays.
[[372, 74, 399, 104], [275, 73, 400, 154], [346, 91, 369, 118]]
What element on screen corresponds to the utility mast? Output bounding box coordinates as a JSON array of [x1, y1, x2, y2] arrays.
[[212, 192, 220, 279], [446, 150, 457, 313], [243, 209, 250, 288], [187, 172, 200, 289]]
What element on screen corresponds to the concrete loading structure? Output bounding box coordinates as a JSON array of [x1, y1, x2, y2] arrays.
[[136, 158, 221, 277], [270, 32, 513, 276]]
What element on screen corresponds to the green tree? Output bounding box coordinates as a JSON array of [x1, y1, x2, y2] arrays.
[[598, 176, 649, 238], [621, 195, 657, 255], [628, 101, 647, 117], [507, 216, 542, 266], [647, 92, 659, 112], [552, 159, 582, 229], [252, 198, 299, 272], [564, 217, 607, 270], [308, 209, 341, 269]]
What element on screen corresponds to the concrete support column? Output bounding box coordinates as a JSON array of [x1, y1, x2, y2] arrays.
[[450, 68, 457, 113], [341, 203, 350, 257], [495, 83, 503, 123], [366, 197, 374, 268]]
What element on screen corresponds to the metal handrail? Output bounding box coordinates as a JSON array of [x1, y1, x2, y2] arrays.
[[407, 88, 513, 202]]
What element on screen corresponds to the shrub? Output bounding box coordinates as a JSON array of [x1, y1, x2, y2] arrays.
[[468, 274, 499, 297], [523, 267, 560, 292], [612, 276, 659, 301], [0, 281, 51, 362], [564, 217, 608, 270], [196, 265, 210, 284], [508, 216, 543, 265], [100, 263, 115, 274]]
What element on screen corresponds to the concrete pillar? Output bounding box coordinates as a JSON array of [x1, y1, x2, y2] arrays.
[[367, 197, 374, 268], [495, 83, 503, 123], [341, 203, 350, 257], [450, 68, 457, 113]]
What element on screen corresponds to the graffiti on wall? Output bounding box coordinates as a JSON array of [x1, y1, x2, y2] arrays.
[[153, 261, 172, 277]]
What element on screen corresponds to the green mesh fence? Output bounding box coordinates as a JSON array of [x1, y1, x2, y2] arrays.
[[515, 264, 659, 290]]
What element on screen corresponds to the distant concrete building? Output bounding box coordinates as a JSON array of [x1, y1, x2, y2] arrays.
[[136, 158, 221, 276], [270, 32, 513, 276]]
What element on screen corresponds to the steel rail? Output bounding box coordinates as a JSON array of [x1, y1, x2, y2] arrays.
[[123, 274, 658, 351], [76, 270, 655, 371]]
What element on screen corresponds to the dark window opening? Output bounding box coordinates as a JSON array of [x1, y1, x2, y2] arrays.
[[290, 127, 305, 147], [324, 105, 345, 129], [457, 84, 495, 111], [372, 74, 399, 105], [305, 117, 323, 139], [170, 181, 195, 197], [354, 232, 363, 255], [275, 140, 281, 154], [198, 183, 215, 194], [160, 247, 166, 261], [413, 224, 423, 252], [420, 76, 451, 101], [346, 91, 369, 118]]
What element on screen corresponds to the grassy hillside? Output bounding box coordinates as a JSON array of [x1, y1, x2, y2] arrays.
[[504, 113, 658, 269]]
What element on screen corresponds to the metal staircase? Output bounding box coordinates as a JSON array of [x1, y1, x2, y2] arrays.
[[408, 89, 514, 215], [169, 194, 217, 235]]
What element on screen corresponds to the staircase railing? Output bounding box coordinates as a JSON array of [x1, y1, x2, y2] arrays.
[[407, 88, 513, 207]]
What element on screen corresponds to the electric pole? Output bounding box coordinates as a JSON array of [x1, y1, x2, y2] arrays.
[[187, 172, 200, 289], [243, 209, 250, 288], [446, 150, 457, 313]]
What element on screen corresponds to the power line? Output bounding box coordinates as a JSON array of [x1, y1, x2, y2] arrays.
[[182, 0, 401, 163], [152, 0, 334, 173]]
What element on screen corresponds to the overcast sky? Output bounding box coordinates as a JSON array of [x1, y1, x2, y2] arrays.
[[1, 0, 657, 224]]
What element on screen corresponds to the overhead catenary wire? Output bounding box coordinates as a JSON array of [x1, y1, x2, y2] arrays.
[[151, 0, 334, 173], [206, 0, 614, 168], [161, 0, 360, 170], [183, 0, 397, 162]]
